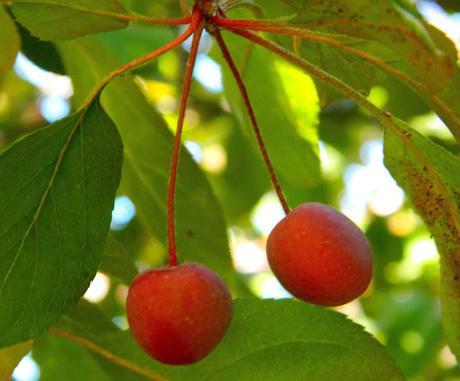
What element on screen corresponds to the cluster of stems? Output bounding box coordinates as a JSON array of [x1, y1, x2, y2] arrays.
[[80, 0, 399, 268]]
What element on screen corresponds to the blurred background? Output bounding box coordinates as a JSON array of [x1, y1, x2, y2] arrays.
[[1, 0, 459, 380]]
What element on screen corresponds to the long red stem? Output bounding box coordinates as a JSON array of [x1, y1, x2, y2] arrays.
[[214, 16, 422, 89], [213, 28, 290, 214], [214, 17, 329, 39], [213, 17, 277, 29], [227, 27, 460, 228], [216, 16, 452, 117], [167, 17, 205, 267], [213, 16, 424, 43], [229, 28, 377, 117]]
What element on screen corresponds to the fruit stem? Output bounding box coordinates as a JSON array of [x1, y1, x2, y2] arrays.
[[79, 12, 201, 112], [213, 28, 290, 215], [167, 17, 205, 267], [228, 27, 374, 110], [228, 28, 460, 231], [214, 17, 429, 102], [213, 16, 276, 29]]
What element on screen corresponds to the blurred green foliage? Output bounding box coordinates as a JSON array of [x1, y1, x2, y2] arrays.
[[1, 0, 459, 379]]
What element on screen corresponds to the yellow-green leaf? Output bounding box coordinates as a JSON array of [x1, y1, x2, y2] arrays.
[[0, 341, 32, 380], [0, 6, 20, 81], [12, 0, 129, 40], [384, 121, 460, 358]]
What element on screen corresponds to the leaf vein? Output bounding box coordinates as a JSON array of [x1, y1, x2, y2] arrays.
[[205, 340, 367, 380], [0, 111, 86, 297]]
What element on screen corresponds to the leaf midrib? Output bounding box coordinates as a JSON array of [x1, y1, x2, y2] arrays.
[[50, 328, 168, 381], [52, 329, 383, 381], [204, 341, 370, 381], [0, 112, 85, 297]]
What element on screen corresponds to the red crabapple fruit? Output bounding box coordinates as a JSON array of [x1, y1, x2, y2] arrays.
[[126, 263, 233, 365], [267, 203, 372, 307]]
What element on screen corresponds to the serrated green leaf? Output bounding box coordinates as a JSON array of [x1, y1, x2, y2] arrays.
[[213, 32, 321, 207], [52, 299, 402, 380], [0, 6, 20, 81], [12, 0, 129, 40], [58, 37, 235, 287], [100, 235, 138, 285], [383, 122, 460, 359], [0, 101, 123, 347]]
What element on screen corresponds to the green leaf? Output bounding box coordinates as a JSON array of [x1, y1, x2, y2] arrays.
[[375, 292, 443, 377], [0, 341, 32, 379], [214, 32, 321, 206], [12, 0, 129, 40], [58, 38, 236, 287], [100, 235, 138, 285], [383, 122, 460, 359], [0, 101, 123, 347], [244, 0, 460, 140], [0, 6, 20, 81], [35, 328, 146, 381], [33, 335, 111, 381], [63, 299, 119, 334], [295, 34, 379, 106], [53, 299, 403, 380], [103, 81, 235, 287], [36, 301, 146, 381], [16, 21, 66, 74], [93, 26, 174, 66], [437, 0, 460, 12], [209, 116, 270, 222]]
